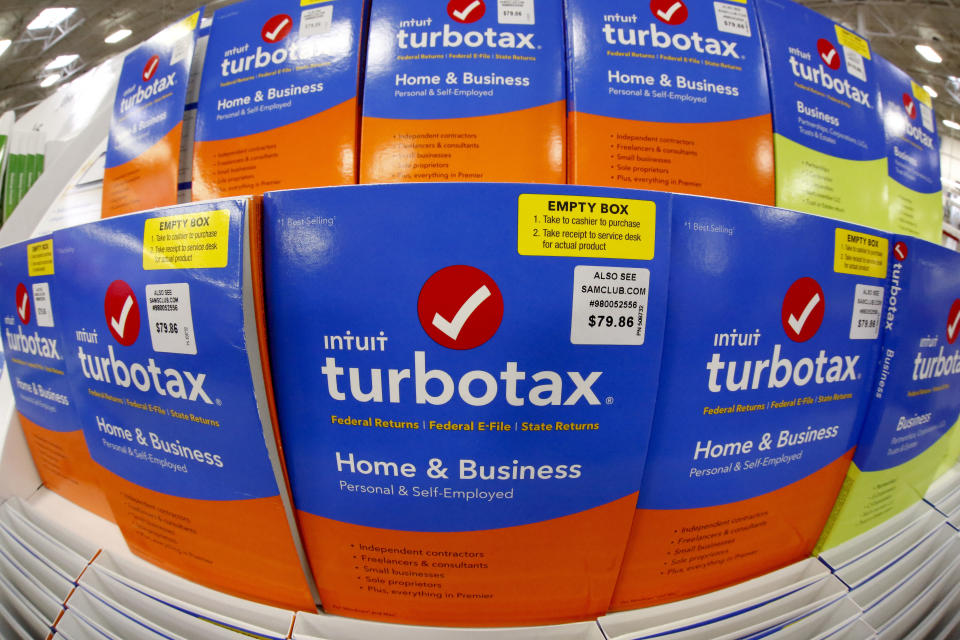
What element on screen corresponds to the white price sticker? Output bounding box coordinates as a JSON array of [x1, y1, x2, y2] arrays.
[[499, 0, 535, 25], [300, 6, 333, 39], [32, 283, 54, 328], [571, 266, 649, 345], [146, 283, 197, 355], [843, 46, 866, 82], [714, 2, 751, 37], [921, 103, 934, 132], [850, 283, 884, 340], [170, 35, 191, 66]]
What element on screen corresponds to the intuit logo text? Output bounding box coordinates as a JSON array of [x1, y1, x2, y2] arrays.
[[788, 55, 870, 106], [120, 57, 174, 114], [705, 277, 860, 392], [5, 325, 60, 360], [396, 22, 534, 50], [220, 23, 324, 78], [120, 74, 176, 114], [602, 21, 740, 58], [706, 344, 858, 392], [912, 346, 960, 381], [321, 266, 602, 406], [600, 1, 740, 59], [904, 122, 934, 149], [320, 351, 602, 407], [76, 345, 212, 403]]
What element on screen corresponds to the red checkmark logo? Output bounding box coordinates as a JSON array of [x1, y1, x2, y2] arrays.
[[893, 241, 908, 262], [947, 300, 960, 345], [650, 0, 688, 26], [447, 0, 485, 24], [104, 280, 140, 347], [782, 277, 825, 342], [262, 14, 293, 44], [902, 94, 917, 120], [418, 265, 503, 350], [15, 283, 30, 325], [142, 55, 160, 82], [817, 39, 840, 70]]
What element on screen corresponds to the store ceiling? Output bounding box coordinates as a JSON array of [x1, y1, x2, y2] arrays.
[[806, 0, 960, 140], [0, 0, 957, 140], [0, 0, 224, 115]]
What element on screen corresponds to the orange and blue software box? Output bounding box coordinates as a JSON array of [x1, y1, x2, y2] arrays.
[[612, 197, 888, 610], [193, 0, 364, 198], [263, 183, 672, 625], [0, 236, 114, 521], [102, 12, 201, 218], [565, 0, 775, 203], [53, 200, 314, 611], [359, 0, 566, 183]]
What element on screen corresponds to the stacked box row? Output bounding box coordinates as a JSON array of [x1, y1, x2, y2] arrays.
[[100, 0, 943, 241], [3, 184, 960, 626]]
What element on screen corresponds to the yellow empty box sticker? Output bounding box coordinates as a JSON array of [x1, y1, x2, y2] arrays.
[[27, 240, 54, 276], [143, 210, 230, 270], [911, 81, 933, 108], [834, 228, 887, 278], [517, 195, 655, 260], [179, 10, 200, 31], [834, 25, 870, 59]]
